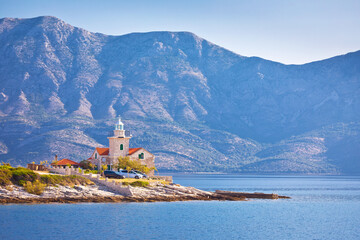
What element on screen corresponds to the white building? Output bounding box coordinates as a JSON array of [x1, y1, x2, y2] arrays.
[[88, 117, 155, 176]]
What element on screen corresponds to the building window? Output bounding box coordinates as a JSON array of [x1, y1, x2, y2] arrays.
[[139, 153, 144, 159], [120, 144, 123, 150], [95, 153, 98, 159]]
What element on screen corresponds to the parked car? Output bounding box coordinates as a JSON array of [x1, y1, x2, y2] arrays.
[[104, 170, 125, 179], [133, 170, 148, 179], [118, 169, 143, 179]]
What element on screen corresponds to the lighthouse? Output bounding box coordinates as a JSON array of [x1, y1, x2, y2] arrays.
[[88, 116, 155, 175], [108, 117, 131, 162]]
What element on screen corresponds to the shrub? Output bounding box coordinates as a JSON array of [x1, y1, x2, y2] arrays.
[[0, 164, 12, 170], [11, 167, 37, 185], [79, 160, 95, 170], [23, 180, 46, 195], [39, 174, 61, 185], [0, 163, 94, 189], [130, 180, 149, 188], [0, 168, 13, 186]]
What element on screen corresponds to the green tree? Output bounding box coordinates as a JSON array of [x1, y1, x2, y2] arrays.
[[113, 156, 156, 174], [79, 160, 95, 170]]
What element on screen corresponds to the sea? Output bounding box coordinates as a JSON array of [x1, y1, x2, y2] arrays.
[[0, 174, 359, 240]]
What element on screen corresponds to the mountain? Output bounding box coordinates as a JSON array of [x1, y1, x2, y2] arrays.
[[0, 16, 359, 174]]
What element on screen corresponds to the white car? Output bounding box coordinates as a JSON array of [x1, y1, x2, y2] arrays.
[[118, 169, 143, 179]]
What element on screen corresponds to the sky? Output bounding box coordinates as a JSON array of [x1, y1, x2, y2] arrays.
[[0, 0, 359, 64]]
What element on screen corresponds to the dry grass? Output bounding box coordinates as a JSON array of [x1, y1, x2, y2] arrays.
[[23, 180, 46, 195], [122, 180, 149, 187], [40, 174, 94, 187]]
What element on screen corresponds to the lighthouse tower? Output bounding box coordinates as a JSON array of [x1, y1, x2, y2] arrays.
[[108, 117, 131, 163]]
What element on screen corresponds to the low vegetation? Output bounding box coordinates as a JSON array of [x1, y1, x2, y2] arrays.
[[40, 174, 93, 187], [122, 180, 149, 188], [0, 165, 37, 186], [83, 169, 98, 174], [0, 163, 94, 195], [10, 167, 37, 186], [23, 180, 46, 195], [112, 177, 169, 187]]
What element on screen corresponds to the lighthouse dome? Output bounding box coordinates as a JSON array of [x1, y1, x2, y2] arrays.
[[115, 117, 124, 130]]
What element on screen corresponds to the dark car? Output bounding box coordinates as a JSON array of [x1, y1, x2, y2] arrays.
[[104, 170, 125, 179]]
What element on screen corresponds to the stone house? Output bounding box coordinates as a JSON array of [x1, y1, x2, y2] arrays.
[[51, 158, 80, 168], [87, 117, 155, 176]]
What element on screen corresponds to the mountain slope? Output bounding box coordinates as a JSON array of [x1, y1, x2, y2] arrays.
[[0, 16, 359, 174]]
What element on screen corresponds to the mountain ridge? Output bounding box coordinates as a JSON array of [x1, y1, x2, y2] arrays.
[[0, 16, 359, 174], [4, 16, 358, 65]]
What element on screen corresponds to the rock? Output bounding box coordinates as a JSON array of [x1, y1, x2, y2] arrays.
[[0, 183, 291, 204], [215, 190, 291, 199]]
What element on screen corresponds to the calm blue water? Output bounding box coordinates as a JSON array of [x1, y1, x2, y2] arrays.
[[1, 175, 359, 240]]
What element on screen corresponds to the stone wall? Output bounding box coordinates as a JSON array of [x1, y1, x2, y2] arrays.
[[49, 166, 133, 196], [129, 149, 155, 176], [27, 164, 47, 171]]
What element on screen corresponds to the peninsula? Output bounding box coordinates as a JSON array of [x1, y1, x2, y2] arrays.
[[0, 165, 289, 204]]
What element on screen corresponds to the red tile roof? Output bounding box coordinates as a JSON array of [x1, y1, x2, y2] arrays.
[[51, 159, 79, 166], [96, 147, 109, 156], [128, 148, 142, 155]]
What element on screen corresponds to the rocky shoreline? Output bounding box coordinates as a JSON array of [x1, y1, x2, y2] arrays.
[[0, 183, 290, 204]]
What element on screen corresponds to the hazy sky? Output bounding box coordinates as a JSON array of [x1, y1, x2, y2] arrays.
[[0, 0, 359, 64]]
